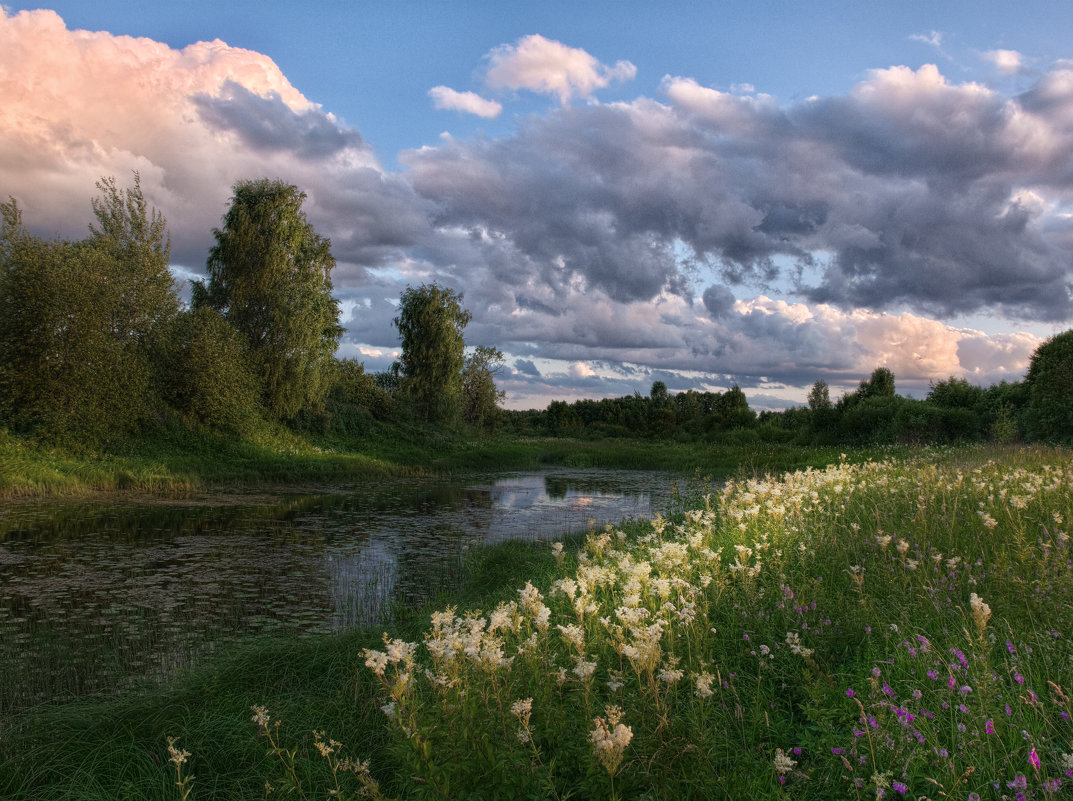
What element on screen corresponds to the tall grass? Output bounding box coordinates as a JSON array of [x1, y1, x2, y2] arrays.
[[5, 445, 1071, 799]]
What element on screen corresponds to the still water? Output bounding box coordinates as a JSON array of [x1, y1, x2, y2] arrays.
[[0, 469, 677, 712]]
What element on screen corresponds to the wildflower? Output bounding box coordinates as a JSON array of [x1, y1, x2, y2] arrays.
[[573, 656, 597, 681], [167, 737, 191, 767], [363, 648, 389, 678], [1007, 774, 1027, 791], [892, 780, 908, 795], [969, 593, 991, 633], [695, 672, 715, 698], [658, 656, 684, 685], [773, 748, 796, 775], [589, 706, 633, 776], [251, 705, 270, 730], [785, 631, 814, 659], [511, 697, 532, 730], [1030, 747, 1041, 771], [380, 701, 397, 719], [985, 719, 995, 734]]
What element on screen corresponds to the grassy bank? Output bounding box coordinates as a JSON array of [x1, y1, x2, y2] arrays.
[[0, 419, 857, 498], [3, 444, 1072, 799]]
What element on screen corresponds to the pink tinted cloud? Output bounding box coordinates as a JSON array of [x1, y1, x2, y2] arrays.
[[0, 8, 393, 269], [484, 34, 636, 103], [428, 86, 502, 118]]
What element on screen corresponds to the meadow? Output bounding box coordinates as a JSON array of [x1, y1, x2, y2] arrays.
[[2, 444, 1072, 799]]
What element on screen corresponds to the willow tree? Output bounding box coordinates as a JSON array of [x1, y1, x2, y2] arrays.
[[394, 283, 471, 424], [196, 179, 342, 420]]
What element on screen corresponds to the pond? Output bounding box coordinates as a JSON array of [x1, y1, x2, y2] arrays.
[[0, 469, 681, 713]]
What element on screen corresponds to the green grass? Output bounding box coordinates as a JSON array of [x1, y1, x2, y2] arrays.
[[4, 444, 1072, 800], [0, 417, 868, 499]]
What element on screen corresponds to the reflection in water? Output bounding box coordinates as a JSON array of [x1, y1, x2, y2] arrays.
[[0, 470, 676, 712]]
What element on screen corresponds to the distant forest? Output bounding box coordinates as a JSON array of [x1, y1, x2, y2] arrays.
[[2, 176, 1072, 451]]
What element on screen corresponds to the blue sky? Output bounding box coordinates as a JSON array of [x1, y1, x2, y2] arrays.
[[3, 2, 1073, 408]]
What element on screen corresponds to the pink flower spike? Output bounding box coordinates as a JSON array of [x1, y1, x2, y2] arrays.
[[1030, 747, 1041, 771]]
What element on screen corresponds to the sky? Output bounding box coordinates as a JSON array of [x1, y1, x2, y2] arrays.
[[2, 2, 1073, 410]]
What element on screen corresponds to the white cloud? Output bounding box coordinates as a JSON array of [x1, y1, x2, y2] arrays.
[[0, 7, 425, 274], [910, 30, 944, 49], [428, 86, 502, 118], [484, 34, 636, 103], [569, 361, 597, 378], [982, 48, 1026, 75]]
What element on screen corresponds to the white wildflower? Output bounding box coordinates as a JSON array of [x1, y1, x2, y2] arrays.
[[773, 748, 796, 775]]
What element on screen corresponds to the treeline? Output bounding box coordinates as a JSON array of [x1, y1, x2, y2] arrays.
[[0, 176, 503, 450], [497, 344, 1073, 446], [4, 176, 1071, 453]]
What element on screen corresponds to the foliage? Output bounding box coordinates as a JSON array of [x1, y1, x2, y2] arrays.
[[156, 307, 262, 433], [198, 179, 342, 421], [87, 173, 179, 347], [1022, 329, 1073, 443], [394, 284, 471, 424], [460, 346, 506, 427], [0, 184, 179, 447]]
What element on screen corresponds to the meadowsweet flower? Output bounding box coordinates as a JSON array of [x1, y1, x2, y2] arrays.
[[589, 706, 632, 776], [658, 656, 684, 685], [695, 671, 715, 698], [773, 748, 796, 775], [785, 631, 813, 658], [573, 656, 597, 680], [557, 623, 585, 653], [511, 697, 532, 727], [251, 705, 270, 730], [363, 648, 389, 677], [167, 737, 191, 767], [969, 593, 991, 633]]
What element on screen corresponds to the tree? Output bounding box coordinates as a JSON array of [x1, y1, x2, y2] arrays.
[[394, 284, 471, 423], [0, 204, 149, 445], [197, 179, 342, 420], [0, 177, 181, 446], [156, 307, 262, 433], [461, 346, 506, 427], [859, 367, 896, 399], [806, 380, 831, 412], [1022, 329, 1073, 443], [88, 173, 178, 347]]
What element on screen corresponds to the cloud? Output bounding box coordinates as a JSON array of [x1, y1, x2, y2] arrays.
[[910, 30, 944, 49], [428, 86, 502, 118], [0, 7, 429, 277], [0, 11, 1060, 410], [982, 49, 1027, 76], [514, 359, 541, 377], [483, 34, 636, 103]]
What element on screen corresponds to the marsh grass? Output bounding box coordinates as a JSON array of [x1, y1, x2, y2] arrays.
[[5, 445, 1072, 800]]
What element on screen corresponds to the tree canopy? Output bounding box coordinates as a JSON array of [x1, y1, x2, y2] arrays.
[[197, 179, 342, 420], [394, 284, 471, 424]]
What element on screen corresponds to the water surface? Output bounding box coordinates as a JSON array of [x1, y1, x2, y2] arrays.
[[0, 469, 676, 711]]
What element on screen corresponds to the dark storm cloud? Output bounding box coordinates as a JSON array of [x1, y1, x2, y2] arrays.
[[194, 81, 368, 160], [403, 63, 1073, 323], [514, 359, 541, 377]]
